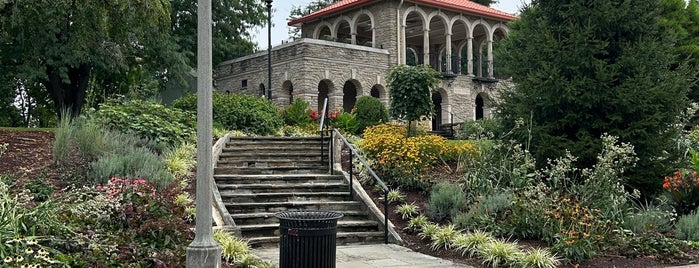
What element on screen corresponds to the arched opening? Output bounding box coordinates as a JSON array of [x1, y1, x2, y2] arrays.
[[370, 85, 381, 99], [432, 92, 443, 131], [452, 20, 469, 75], [473, 24, 488, 77], [336, 19, 352, 43], [355, 13, 373, 47], [427, 15, 448, 69], [406, 47, 418, 66], [317, 80, 334, 112], [342, 80, 359, 112], [476, 94, 484, 120], [318, 25, 332, 41], [282, 80, 294, 106], [404, 10, 425, 65], [259, 84, 266, 97]]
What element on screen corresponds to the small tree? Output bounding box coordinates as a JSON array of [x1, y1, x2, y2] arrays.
[[387, 65, 440, 136], [354, 96, 389, 134]]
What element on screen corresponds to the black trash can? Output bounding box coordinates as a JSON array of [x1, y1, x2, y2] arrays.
[[275, 210, 344, 268]]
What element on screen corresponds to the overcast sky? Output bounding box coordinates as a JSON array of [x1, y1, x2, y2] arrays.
[[251, 0, 531, 47]]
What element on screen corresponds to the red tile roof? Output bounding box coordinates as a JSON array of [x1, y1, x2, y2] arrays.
[[288, 0, 517, 26]]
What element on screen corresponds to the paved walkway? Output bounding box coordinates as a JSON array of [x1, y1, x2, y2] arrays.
[[254, 244, 474, 268]]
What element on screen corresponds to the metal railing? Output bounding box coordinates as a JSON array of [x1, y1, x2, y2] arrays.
[[331, 129, 389, 244], [317, 98, 389, 244]]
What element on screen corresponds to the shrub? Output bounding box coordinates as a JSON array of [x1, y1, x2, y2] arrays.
[[282, 98, 313, 126], [425, 182, 467, 221], [453, 230, 496, 257], [53, 115, 111, 164], [617, 232, 683, 261], [395, 203, 419, 220], [441, 140, 480, 164], [663, 168, 699, 216], [172, 93, 283, 135], [89, 146, 174, 189], [430, 224, 459, 250], [387, 189, 406, 204], [676, 209, 699, 241], [453, 192, 513, 235], [164, 142, 196, 181], [418, 222, 440, 240], [353, 96, 388, 133], [405, 215, 429, 233], [94, 99, 196, 146], [623, 205, 672, 234], [455, 118, 503, 140], [360, 123, 448, 180], [331, 109, 359, 134], [517, 248, 560, 268], [478, 240, 523, 268]]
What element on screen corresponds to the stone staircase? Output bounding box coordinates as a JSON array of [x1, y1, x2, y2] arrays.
[[214, 136, 386, 247]]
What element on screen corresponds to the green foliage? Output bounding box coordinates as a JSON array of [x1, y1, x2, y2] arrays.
[[164, 142, 196, 181], [478, 240, 523, 268], [0, 143, 7, 159], [663, 150, 699, 215], [676, 209, 699, 241], [330, 109, 359, 135], [287, 0, 342, 38], [387, 65, 440, 133], [617, 232, 684, 261], [495, 0, 692, 196], [471, 0, 498, 6], [213, 230, 269, 266], [430, 225, 459, 250], [405, 215, 429, 233], [453, 230, 496, 257], [387, 189, 406, 204], [623, 205, 673, 234], [282, 98, 313, 126], [395, 202, 419, 220], [455, 118, 503, 140], [94, 99, 196, 146], [425, 182, 467, 221], [25, 176, 54, 202], [172, 93, 283, 135], [454, 192, 513, 235], [353, 96, 389, 134], [89, 146, 174, 189], [418, 222, 440, 240], [517, 248, 561, 268]]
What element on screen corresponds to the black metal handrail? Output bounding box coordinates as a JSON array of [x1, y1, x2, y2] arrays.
[[331, 128, 389, 244]]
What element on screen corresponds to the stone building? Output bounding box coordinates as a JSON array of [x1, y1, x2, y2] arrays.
[[215, 0, 516, 129]]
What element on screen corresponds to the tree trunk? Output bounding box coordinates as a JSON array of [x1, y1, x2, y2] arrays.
[[46, 63, 91, 119]]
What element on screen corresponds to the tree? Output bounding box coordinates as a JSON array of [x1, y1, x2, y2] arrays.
[[495, 0, 692, 194], [472, 0, 498, 6], [287, 0, 341, 38], [387, 65, 440, 136], [171, 0, 268, 66], [0, 0, 172, 118]]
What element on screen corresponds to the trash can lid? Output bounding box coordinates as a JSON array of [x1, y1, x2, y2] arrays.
[[274, 210, 344, 221]]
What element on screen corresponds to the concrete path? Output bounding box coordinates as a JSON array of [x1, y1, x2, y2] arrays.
[[254, 244, 475, 268]]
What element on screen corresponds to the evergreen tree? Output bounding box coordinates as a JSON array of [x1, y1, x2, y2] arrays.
[[495, 0, 693, 195]]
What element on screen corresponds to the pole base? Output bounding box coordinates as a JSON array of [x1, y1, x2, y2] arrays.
[[186, 243, 222, 268]]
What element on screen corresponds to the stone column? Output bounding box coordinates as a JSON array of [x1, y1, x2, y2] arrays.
[[186, 0, 222, 267], [487, 40, 494, 78], [351, 32, 357, 45], [423, 29, 430, 65], [467, 36, 474, 76], [445, 33, 452, 73], [400, 25, 406, 63]]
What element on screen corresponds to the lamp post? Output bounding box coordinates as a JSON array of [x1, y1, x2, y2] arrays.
[[265, 0, 273, 101], [186, 0, 221, 267]]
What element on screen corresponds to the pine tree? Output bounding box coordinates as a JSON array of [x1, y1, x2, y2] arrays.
[[495, 0, 693, 195]]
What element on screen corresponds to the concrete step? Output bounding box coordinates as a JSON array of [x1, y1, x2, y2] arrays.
[[247, 231, 387, 248], [216, 159, 325, 168], [218, 183, 348, 194], [222, 146, 322, 153], [218, 152, 324, 161], [223, 192, 352, 203], [214, 166, 328, 175], [226, 201, 362, 214], [214, 174, 344, 185], [233, 211, 371, 225]]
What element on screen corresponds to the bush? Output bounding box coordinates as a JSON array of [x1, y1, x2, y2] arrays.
[[517, 248, 560, 268], [478, 240, 523, 268], [425, 182, 467, 221], [360, 123, 447, 179], [94, 99, 196, 146], [282, 98, 313, 126], [330, 109, 359, 134], [623, 205, 673, 234], [89, 145, 174, 189], [453, 230, 496, 257], [353, 96, 388, 133], [676, 209, 699, 241], [455, 118, 503, 140], [172, 93, 283, 136]]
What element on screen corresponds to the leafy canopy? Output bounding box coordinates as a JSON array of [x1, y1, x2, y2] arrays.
[[387, 64, 440, 124], [495, 0, 693, 194]]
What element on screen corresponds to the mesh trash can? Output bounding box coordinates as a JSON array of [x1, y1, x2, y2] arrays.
[[275, 210, 344, 268]]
